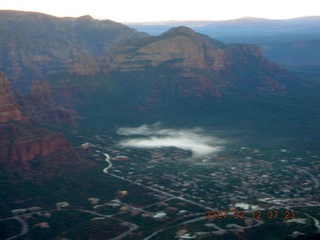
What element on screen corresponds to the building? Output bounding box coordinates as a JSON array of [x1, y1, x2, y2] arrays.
[[153, 211, 167, 219]]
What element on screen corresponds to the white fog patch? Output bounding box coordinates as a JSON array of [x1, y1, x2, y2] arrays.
[[117, 123, 224, 158]]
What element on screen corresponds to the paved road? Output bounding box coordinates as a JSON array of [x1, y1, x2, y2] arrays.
[[1, 216, 29, 240], [297, 168, 319, 188], [110, 222, 139, 240], [304, 213, 320, 233], [80, 208, 139, 239]]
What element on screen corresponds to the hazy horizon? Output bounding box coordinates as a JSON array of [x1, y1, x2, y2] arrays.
[[1, 0, 320, 23]]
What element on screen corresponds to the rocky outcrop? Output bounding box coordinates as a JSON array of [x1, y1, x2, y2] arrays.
[[0, 72, 73, 164], [0, 72, 24, 123], [0, 72, 78, 126], [0, 122, 71, 163]]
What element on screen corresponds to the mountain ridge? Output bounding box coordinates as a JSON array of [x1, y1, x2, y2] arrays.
[[0, 10, 148, 87], [0, 11, 307, 118], [104, 26, 288, 94]]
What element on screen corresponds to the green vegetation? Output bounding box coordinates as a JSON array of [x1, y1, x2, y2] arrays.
[[19, 210, 129, 240], [0, 219, 21, 239]]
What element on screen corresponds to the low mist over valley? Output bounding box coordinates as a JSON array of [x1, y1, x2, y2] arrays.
[[117, 123, 225, 158]]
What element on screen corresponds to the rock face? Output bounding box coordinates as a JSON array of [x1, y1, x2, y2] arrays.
[[17, 80, 79, 125], [0, 72, 72, 164], [0, 72, 24, 123], [0, 123, 71, 163]]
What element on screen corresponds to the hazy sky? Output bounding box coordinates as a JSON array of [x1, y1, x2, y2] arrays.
[[0, 0, 319, 22]]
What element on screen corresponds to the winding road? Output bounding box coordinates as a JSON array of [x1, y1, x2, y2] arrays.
[[102, 153, 112, 173], [297, 168, 319, 188], [304, 213, 320, 233], [0, 215, 29, 240]]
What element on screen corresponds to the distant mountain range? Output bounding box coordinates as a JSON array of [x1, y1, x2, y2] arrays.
[[128, 16, 320, 66], [128, 16, 320, 37]]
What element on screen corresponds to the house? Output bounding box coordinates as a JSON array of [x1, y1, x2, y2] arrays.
[[153, 211, 167, 219], [180, 233, 197, 239], [81, 143, 91, 149]]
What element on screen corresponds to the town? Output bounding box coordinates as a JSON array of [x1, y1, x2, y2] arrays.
[[3, 133, 320, 240]]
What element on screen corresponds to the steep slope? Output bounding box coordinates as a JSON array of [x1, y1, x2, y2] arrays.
[[0, 10, 147, 88]]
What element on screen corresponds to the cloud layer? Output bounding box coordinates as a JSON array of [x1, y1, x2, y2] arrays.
[[117, 123, 224, 158]]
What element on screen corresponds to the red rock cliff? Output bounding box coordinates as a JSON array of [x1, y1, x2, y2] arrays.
[[0, 122, 71, 164], [0, 73, 72, 164], [16, 79, 79, 125], [0, 72, 24, 123]]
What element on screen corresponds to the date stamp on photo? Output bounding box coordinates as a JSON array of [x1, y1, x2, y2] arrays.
[[206, 209, 296, 220]]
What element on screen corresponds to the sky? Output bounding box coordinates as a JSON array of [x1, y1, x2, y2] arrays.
[[0, 0, 319, 23]]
